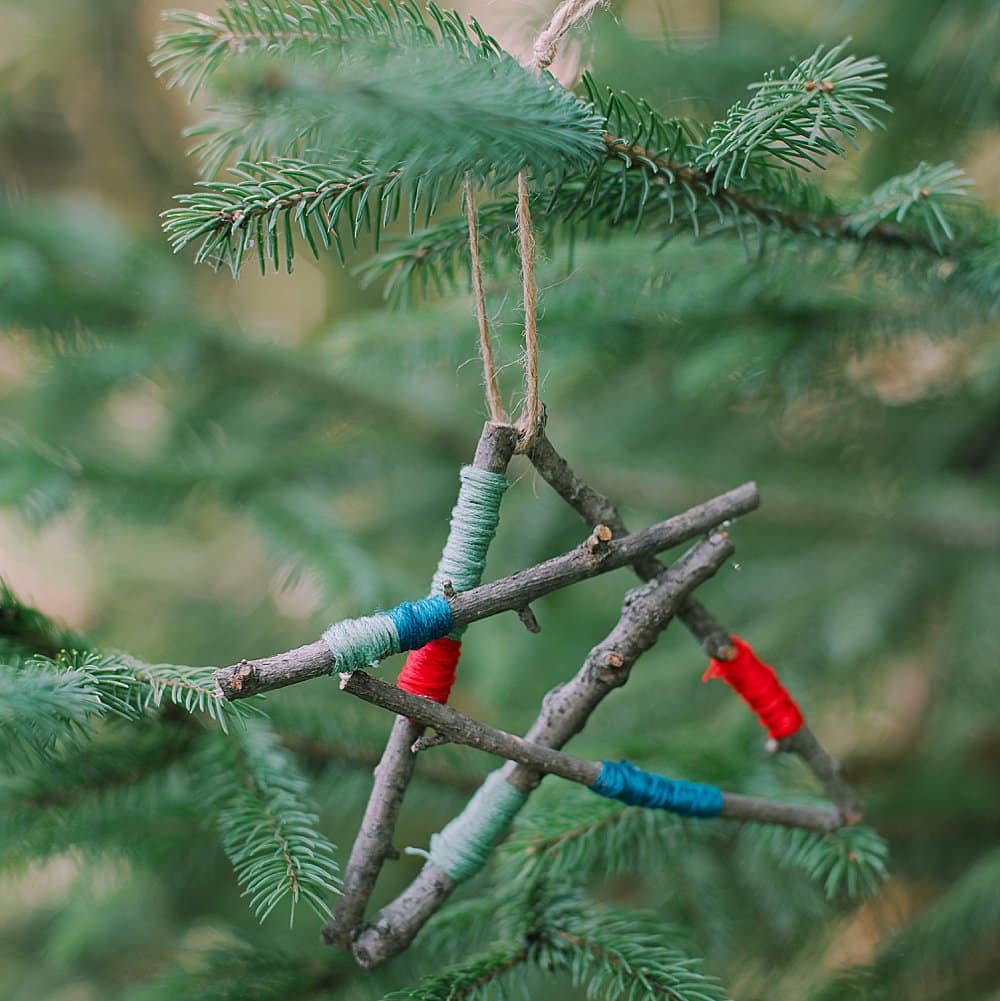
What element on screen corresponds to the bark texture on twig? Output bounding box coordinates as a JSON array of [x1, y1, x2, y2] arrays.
[[528, 429, 735, 658], [338, 674, 842, 827], [339, 658, 840, 967], [215, 482, 759, 700], [528, 426, 863, 823], [323, 422, 518, 948], [780, 726, 862, 821], [349, 533, 734, 966]]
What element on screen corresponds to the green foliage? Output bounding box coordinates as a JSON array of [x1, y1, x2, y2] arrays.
[[393, 889, 729, 1001], [0, 579, 84, 658], [2, 0, 999, 998], [152, 0, 501, 95], [699, 40, 890, 182], [120, 943, 356, 1001], [199, 721, 341, 923], [502, 783, 691, 884], [158, 0, 604, 274], [848, 161, 976, 252], [502, 783, 888, 904], [363, 75, 988, 304], [745, 823, 889, 900]]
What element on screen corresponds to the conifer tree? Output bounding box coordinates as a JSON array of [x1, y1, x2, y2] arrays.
[[1, 1, 998, 999]]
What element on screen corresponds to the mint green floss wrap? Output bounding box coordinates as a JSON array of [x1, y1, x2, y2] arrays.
[[430, 466, 508, 638], [321, 613, 401, 673], [411, 768, 528, 882]]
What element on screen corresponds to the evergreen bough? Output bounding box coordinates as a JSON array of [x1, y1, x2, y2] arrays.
[[2, 1, 998, 998]]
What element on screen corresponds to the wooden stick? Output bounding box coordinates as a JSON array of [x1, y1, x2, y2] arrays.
[[349, 533, 733, 966], [527, 426, 862, 821], [323, 422, 518, 947], [214, 481, 759, 700]]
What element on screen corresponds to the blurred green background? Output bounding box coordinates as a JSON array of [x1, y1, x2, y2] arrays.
[[1, 0, 998, 998]]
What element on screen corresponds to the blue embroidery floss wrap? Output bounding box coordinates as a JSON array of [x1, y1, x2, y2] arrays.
[[321, 465, 506, 681], [321, 595, 454, 674], [590, 760, 724, 819], [387, 597, 455, 650]]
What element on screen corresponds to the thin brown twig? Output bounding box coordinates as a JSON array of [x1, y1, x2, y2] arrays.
[[214, 481, 759, 700], [527, 424, 862, 821], [322, 422, 519, 948], [349, 532, 734, 966], [338, 668, 842, 823]]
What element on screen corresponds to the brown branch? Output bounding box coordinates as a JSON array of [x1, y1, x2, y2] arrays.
[[779, 726, 862, 821], [214, 481, 759, 700], [601, 135, 940, 254], [527, 428, 734, 659], [323, 422, 519, 948], [338, 672, 840, 824], [277, 732, 482, 794], [527, 425, 863, 821], [349, 533, 741, 967]]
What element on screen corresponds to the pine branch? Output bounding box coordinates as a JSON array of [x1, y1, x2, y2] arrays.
[[391, 889, 729, 1000], [382, 943, 532, 1001], [0, 659, 131, 764], [539, 904, 729, 1001], [743, 822, 889, 900], [875, 846, 1000, 980], [152, 0, 502, 95], [159, 2, 604, 275], [1, 585, 246, 733], [119, 943, 352, 1001], [501, 784, 691, 885], [215, 481, 759, 699], [201, 721, 341, 924], [163, 158, 393, 275], [368, 77, 983, 298], [847, 161, 976, 253], [0, 726, 202, 865], [699, 39, 890, 183]]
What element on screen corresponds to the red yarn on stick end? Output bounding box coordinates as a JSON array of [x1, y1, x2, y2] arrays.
[[703, 635, 804, 739], [397, 637, 462, 704]]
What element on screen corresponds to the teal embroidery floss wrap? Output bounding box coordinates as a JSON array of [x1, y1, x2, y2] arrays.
[[430, 466, 508, 638], [413, 769, 528, 882], [321, 596, 454, 674], [397, 464, 508, 701], [590, 760, 724, 818], [321, 466, 507, 684]]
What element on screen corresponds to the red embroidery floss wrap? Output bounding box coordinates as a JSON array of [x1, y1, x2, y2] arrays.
[[397, 638, 462, 704], [703, 635, 804, 740]]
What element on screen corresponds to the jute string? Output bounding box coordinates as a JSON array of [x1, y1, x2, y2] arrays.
[[462, 1, 604, 444], [463, 175, 507, 424]]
